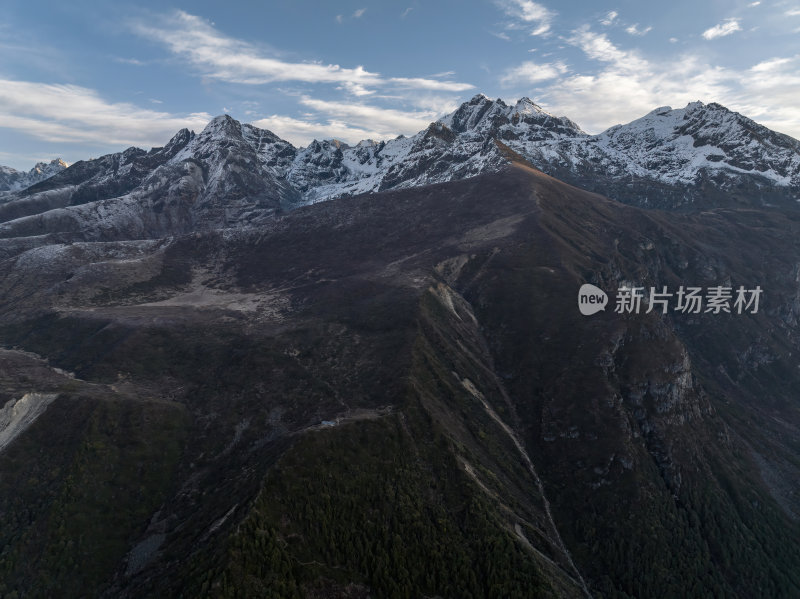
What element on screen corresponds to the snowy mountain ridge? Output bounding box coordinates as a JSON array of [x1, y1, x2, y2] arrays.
[[0, 159, 68, 193], [286, 94, 800, 207], [240, 93, 800, 208], [1, 94, 799, 253]]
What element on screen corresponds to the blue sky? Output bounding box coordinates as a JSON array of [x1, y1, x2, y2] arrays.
[[1, 0, 799, 170]]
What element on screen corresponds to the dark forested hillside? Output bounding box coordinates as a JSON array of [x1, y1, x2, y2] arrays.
[[0, 163, 798, 597]]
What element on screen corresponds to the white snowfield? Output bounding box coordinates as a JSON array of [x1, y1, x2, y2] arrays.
[[0, 392, 58, 453]]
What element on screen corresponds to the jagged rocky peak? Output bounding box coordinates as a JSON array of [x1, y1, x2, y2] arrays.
[[306, 138, 348, 153], [0, 158, 69, 193], [596, 100, 800, 188], [172, 115, 301, 175], [440, 93, 508, 133], [163, 128, 195, 154], [30, 158, 68, 177], [297, 139, 348, 168], [510, 97, 585, 134], [201, 113, 244, 139], [437, 94, 584, 142]]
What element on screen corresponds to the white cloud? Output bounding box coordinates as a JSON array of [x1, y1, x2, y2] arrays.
[[625, 24, 652, 36], [298, 96, 436, 134], [750, 57, 794, 73], [0, 79, 210, 146], [787, 9, 800, 16], [500, 61, 568, 86], [338, 81, 375, 96], [495, 0, 556, 36], [702, 19, 742, 40], [388, 77, 474, 92], [531, 29, 727, 129], [121, 10, 474, 148], [566, 26, 648, 70], [736, 55, 800, 134], [0, 151, 72, 171], [250, 92, 461, 146], [509, 28, 800, 141], [749, 1, 761, 6], [114, 57, 146, 66], [133, 11, 383, 86], [401, 7, 413, 18], [251, 115, 386, 146], [131, 10, 473, 95], [600, 11, 618, 26]]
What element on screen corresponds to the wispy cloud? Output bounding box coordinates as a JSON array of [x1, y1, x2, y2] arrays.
[[131, 10, 473, 95], [625, 24, 652, 36], [401, 7, 413, 18], [500, 61, 568, 86], [702, 18, 742, 40], [736, 55, 800, 134], [251, 115, 385, 146], [0, 79, 210, 146], [600, 11, 618, 26], [114, 57, 147, 66], [133, 11, 383, 86], [249, 92, 456, 147], [500, 27, 800, 141], [495, 0, 556, 36], [389, 77, 473, 92], [566, 26, 648, 70], [335, 8, 366, 23], [537, 28, 734, 130], [298, 96, 437, 133], [787, 8, 800, 16], [125, 9, 474, 145]]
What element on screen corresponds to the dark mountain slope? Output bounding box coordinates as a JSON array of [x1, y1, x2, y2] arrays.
[[0, 163, 798, 597]]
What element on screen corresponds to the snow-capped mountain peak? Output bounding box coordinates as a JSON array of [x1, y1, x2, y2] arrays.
[[593, 101, 800, 191], [0, 158, 68, 193]]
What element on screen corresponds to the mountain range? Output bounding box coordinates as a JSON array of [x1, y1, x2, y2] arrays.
[[0, 96, 799, 598], [2, 94, 800, 255]]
